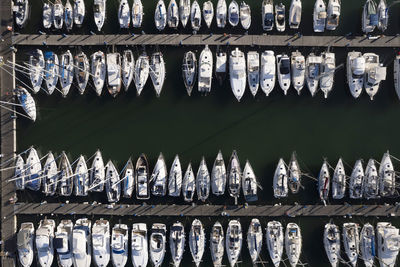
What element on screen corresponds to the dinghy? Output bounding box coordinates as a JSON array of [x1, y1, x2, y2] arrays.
[[247, 51, 260, 96], [229, 47, 246, 101], [196, 157, 210, 202], [286, 223, 302, 267], [273, 158, 288, 198], [134, 53, 150, 96], [324, 223, 340, 267], [14, 0, 29, 28], [313, 0, 326, 32], [58, 151, 73, 196], [105, 160, 121, 203], [260, 50, 276, 96], [179, 0, 191, 28], [262, 0, 274, 31], [29, 49, 45, 94], [118, 0, 131, 29], [44, 51, 59, 95], [318, 160, 330, 203], [210, 221, 224, 267], [364, 158, 379, 199], [35, 219, 55, 267], [216, 0, 227, 28], [289, 0, 302, 29], [73, 0, 85, 27], [183, 163, 196, 202], [228, 0, 239, 27], [72, 218, 91, 267], [226, 220, 242, 267], [122, 158, 134, 198], [377, 0, 388, 32], [25, 147, 41, 191], [64, 0, 73, 31], [54, 220, 73, 267], [215, 48, 227, 86], [266, 221, 284, 267], [107, 52, 122, 97], [150, 223, 166, 267], [121, 50, 135, 91], [170, 222, 185, 267], [135, 154, 150, 200], [379, 151, 395, 197], [92, 220, 110, 267], [191, 0, 201, 31], [182, 51, 197, 96], [349, 159, 364, 199], [364, 52, 386, 100], [376, 222, 400, 267], [168, 0, 179, 28], [132, 0, 143, 28], [347, 51, 365, 98], [198, 45, 213, 94], [203, 1, 214, 28], [332, 158, 346, 199], [360, 223, 375, 267], [74, 155, 89, 196], [247, 218, 263, 264], [211, 150, 226, 196], [16, 87, 36, 121], [89, 149, 105, 192], [131, 223, 148, 267], [306, 53, 322, 97], [18, 222, 34, 267], [288, 152, 301, 194], [275, 3, 285, 32], [53, 0, 64, 29], [42, 152, 58, 196], [91, 51, 106, 96], [189, 219, 205, 266], [14, 155, 25, 190], [155, 0, 167, 31], [150, 52, 166, 97], [74, 52, 89, 95], [228, 150, 241, 199], [59, 50, 74, 97], [94, 0, 106, 31], [326, 0, 340, 30], [42, 2, 52, 29], [276, 53, 291, 95], [240, 1, 251, 30], [169, 155, 182, 197], [320, 51, 335, 98], [362, 0, 377, 34], [343, 223, 360, 267], [151, 153, 168, 197], [242, 160, 257, 202], [111, 224, 128, 267]]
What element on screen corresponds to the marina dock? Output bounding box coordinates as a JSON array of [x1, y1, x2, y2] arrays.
[[12, 33, 400, 48]]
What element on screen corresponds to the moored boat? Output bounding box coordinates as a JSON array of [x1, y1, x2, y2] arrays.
[[35, 219, 55, 267], [215, 48, 227, 86], [331, 158, 346, 199], [150, 52, 166, 97], [155, 0, 167, 31], [210, 221, 224, 266], [182, 51, 197, 96], [29, 49, 45, 94], [92, 219, 110, 267], [131, 223, 148, 267], [54, 220, 73, 267], [94, 0, 106, 31], [134, 52, 150, 96], [242, 160, 257, 202], [260, 50, 276, 96], [189, 219, 205, 266], [182, 163, 196, 202], [132, 0, 143, 28], [318, 160, 330, 203], [64, 0, 73, 31], [377, 0, 388, 32], [168, 0, 180, 28], [122, 158, 134, 198], [362, 0, 377, 34], [323, 223, 340, 267], [320, 51, 335, 98], [42, 152, 58, 196], [313, 0, 327, 32], [376, 222, 400, 267], [275, 3, 285, 32], [229, 47, 246, 101], [18, 222, 34, 267], [347, 51, 365, 98], [285, 223, 302, 267], [42, 2, 52, 29], [105, 160, 121, 203], [169, 155, 182, 197], [58, 151, 73, 196], [14, 0, 29, 28], [262, 0, 274, 31], [73, 0, 85, 27], [179, 0, 191, 28], [14, 155, 25, 190], [247, 51, 260, 97], [349, 159, 364, 199], [59, 50, 74, 97], [273, 158, 288, 198], [118, 0, 131, 29], [306, 53, 322, 97], [121, 50, 135, 91], [74, 52, 89, 95], [191, 0, 201, 31], [289, 0, 302, 29], [247, 218, 263, 264], [44, 51, 59, 95], [276, 53, 291, 95], [216, 0, 227, 28], [203, 1, 214, 28], [228, 0, 239, 27], [364, 158, 379, 199], [107, 52, 122, 97], [326, 0, 340, 30], [342, 222, 360, 267], [288, 152, 301, 194], [89, 149, 105, 192], [53, 0, 64, 29], [25, 147, 42, 191], [198, 45, 213, 94], [240, 1, 251, 30], [363, 52, 386, 100], [228, 150, 241, 200], [226, 220, 242, 267], [72, 218, 91, 267], [151, 153, 168, 197], [379, 151, 395, 197], [91, 51, 106, 96], [360, 223, 375, 267], [211, 150, 226, 196], [149, 223, 166, 267], [111, 224, 128, 267], [16, 87, 36, 121], [170, 222, 185, 267], [266, 221, 283, 267], [196, 157, 210, 202], [136, 154, 150, 200]]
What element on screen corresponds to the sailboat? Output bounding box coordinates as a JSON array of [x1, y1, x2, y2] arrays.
[[343, 223, 360, 267], [92, 220, 110, 267], [240, 1, 251, 30], [59, 50, 74, 97], [276, 53, 291, 95], [54, 220, 73, 267], [189, 219, 205, 266], [73, 0, 85, 27], [364, 158, 379, 199], [323, 223, 340, 267], [135, 154, 150, 200], [196, 157, 210, 202], [247, 218, 263, 265], [210, 221, 224, 266], [74, 52, 89, 95], [53, 0, 64, 29], [58, 151, 73, 196], [91, 51, 106, 96], [228, 150, 241, 199], [228, 0, 239, 26], [229, 47, 246, 101], [288, 152, 301, 194], [149, 223, 166, 267], [72, 218, 91, 267], [182, 51, 197, 96], [168, 0, 180, 29], [122, 158, 134, 198], [150, 52, 166, 97], [42, 2, 52, 29], [14, 0, 29, 28], [191, 0, 201, 31], [132, 0, 143, 28], [121, 50, 135, 91], [377, 0, 388, 32], [313, 0, 327, 32], [131, 223, 148, 267], [360, 223, 375, 267], [349, 159, 364, 199], [198, 45, 213, 94], [331, 158, 346, 199], [226, 220, 242, 267], [170, 222, 185, 267], [64, 0, 73, 31], [262, 0, 274, 31], [203, 1, 214, 28], [362, 0, 377, 33], [216, 0, 227, 28], [363, 52, 386, 100], [93, 0, 106, 31], [106, 52, 122, 97], [260, 50, 276, 96], [289, 0, 302, 29], [318, 160, 330, 203], [18, 222, 34, 267], [320, 51, 335, 98], [25, 147, 42, 191], [215, 48, 227, 86], [105, 160, 121, 203], [306, 53, 322, 97], [275, 3, 285, 32], [347, 51, 365, 98], [379, 151, 395, 197], [376, 222, 400, 267], [134, 53, 150, 96], [242, 160, 257, 202], [266, 221, 284, 267], [326, 0, 340, 30], [273, 158, 288, 198], [155, 0, 167, 31], [182, 163, 196, 202], [151, 153, 168, 197], [285, 223, 302, 267], [74, 155, 88, 197], [42, 152, 58, 196], [89, 149, 105, 192], [29, 49, 45, 94], [16, 87, 36, 121], [179, 0, 191, 28], [118, 0, 131, 29], [169, 155, 182, 197], [247, 51, 260, 97], [111, 224, 128, 267], [211, 150, 226, 196], [35, 219, 55, 267], [44, 51, 59, 95], [14, 155, 25, 190]]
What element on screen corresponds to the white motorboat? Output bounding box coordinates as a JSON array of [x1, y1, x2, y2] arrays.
[[229, 47, 247, 101], [306, 53, 322, 97], [266, 221, 283, 267], [14, 155, 25, 190], [289, 0, 302, 29], [149, 223, 166, 267], [247, 51, 260, 96], [343, 223, 360, 267], [377, 0, 388, 32], [92, 220, 110, 267], [276, 53, 291, 95], [43, 2, 52, 29], [189, 219, 205, 266], [122, 158, 134, 198], [74, 155, 88, 196], [226, 220, 242, 267], [136, 154, 150, 200], [210, 222, 224, 266], [131, 223, 148, 267], [14, 0, 29, 28], [150, 52, 166, 97], [105, 160, 121, 203], [179, 0, 191, 28], [44, 51, 58, 95], [326, 0, 340, 30], [18, 222, 34, 267], [191, 0, 201, 31], [376, 222, 400, 267], [360, 223, 375, 267], [73, 0, 85, 27], [132, 0, 143, 28], [332, 158, 346, 199], [182, 51, 197, 96], [151, 153, 168, 197], [228, 150, 241, 199], [182, 163, 196, 202], [58, 151, 73, 196], [215, 48, 227, 86], [36, 219, 55, 267], [320, 51, 335, 98], [91, 51, 106, 96], [273, 158, 288, 198], [29, 49, 45, 94], [290, 51, 305, 95], [203, 1, 214, 28], [168, 0, 179, 28], [111, 224, 128, 267], [364, 158, 379, 199], [347, 51, 365, 98], [216, 0, 227, 28], [349, 159, 364, 199], [155, 0, 167, 31], [170, 222, 185, 267], [25, 147, 41, 191], [286, 223, 302, 267], [324, 223, 340, 267], [362, 0, 378, 34], [121, 50, 135, 91], [107, 52, 122, 97], [260, 50, 276, 96], [247, 218, 263, 264], [54, 220, 73, 267], [169, 155, 182, 197], [53, 0, 64, 29], [94, 0, 106, 31], [318, 160, 330, 203], [363, 52, 386, 100], [60, 50, 74, 97], [262, 0, 274, 31], [240, 1, 251, 30], [118, 0, 131, 29], [72, 218, 91, 267], [89, 149, 105, 192], [198, 45, 213, 94], [288, 152, 301, 194], [275, 3, 285, 32], [379, 151, 395, 197], [196, 157, 210, 202], [211, 150, 226, 196], [394, 54, 400, 100], [228, 0, 239, 27], [313, 0, 327, 32], [242, 160, 257, 202], [74, 52, 89, 95], [134, 53, 150, 96], [16, 87, 36, 121], [64, 0, 73, 31]]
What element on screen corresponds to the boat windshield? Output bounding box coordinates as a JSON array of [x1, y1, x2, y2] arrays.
[[280, 59, 290, 74]]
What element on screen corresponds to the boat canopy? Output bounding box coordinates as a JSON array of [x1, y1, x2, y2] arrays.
[[17, 230, 30, 247]]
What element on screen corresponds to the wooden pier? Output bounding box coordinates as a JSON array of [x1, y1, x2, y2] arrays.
[[11, 33, 400, 48]]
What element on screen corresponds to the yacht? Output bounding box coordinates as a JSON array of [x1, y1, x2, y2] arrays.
[[362, 0, 377, 33], [228, 0, 239, 27], [226, 220, 242, 267], [121, 49, 134, 91], [122, 158, 134, 198], [242, 160, 258, 202], [318, 160, 330, 203], [111, 224, 128, 267], [260, 50, 276, 96], [198, 45, 213, 94], [229, 47, 247, 101], [211, 150, 227, 196], [54, 220, 73, 267], [134, 53, 150, 96], [168, 0, 179, 28], [18, 222, 34, 267], [324, 223, 340, 267], [379, 151, 395, 197], [14, 0, 29, 28], [74, 155, 88, 197], [216, 0, 227, 28], [276, 53, 291, 95], [203, 1, 214, 28], [275, 3, 285, 32], [289, 0, 302, 29], [106, 52, 122, 97], [131, 223, 148, 267], [151, 153, 168, 197], [286, 223, 302, 267], [58, 151, 73, 196], [25, 147, 42, 191], [331, 158, 346, 199], [182, 163, 196, 202], [215, 48, 227, 86], [196, 157, 210, 202], [191, 0, 201, 31], [179, 0, 190, 28], [393, 54, 400, 100], [64, 0, 73, 31], [262, 0, 274, 31], [313, 0, 327, 32], [105, 160, 121, 203], [136, 154, 150, 200], [60, 50, 74, 97], [228, 150, 241, 200], [73, 0, 85, 27], [377, 0, 388, 32], [169, 155, 182, 197], [349, 159, 364, 199], [53, 0, 64, 29], [320, 51, 335, 98], [42, 2, 52, 29], [132, 0, 143, 28], [155, 0, 167, 31], [14, 155, 25, 190], [89, 150, 105, 192], [266, 221, 283, 267], [306, 53, 322, 96], [29, 49, 45, 94], [182, 51, 197, 96], [189, 219, 205, 266], [150, 52, 166, 97], [210, 222, 224, 266], [118, 0, 130, 28], [72, 218, 91, 267], [273, 158, 288, 198], [326, 0, 340, 30], [44, 51, 58, 95], [247, 218, 263, 264], [364, 158, 379, 199], [347, 51, 365, 98], [92, 220, 110, 267], [74, 52, 89, 95], [376, 222, 400, 267], [360, 223, 375, 267], [364, 52, 386, 100], [91, 51, 106, 96], [36, 219, 55, 267], [288, 152, 301, 194], [170, 222, 185, 267], [16, 87, 36, 121], [93, 0, 106, 31], [240, 1, 251, 30], [149, 223, 166, 267], [343, 223, 360, 267], [247, 51, 260, 96]]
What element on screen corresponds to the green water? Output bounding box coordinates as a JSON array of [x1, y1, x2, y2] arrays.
[[14, 0, 400, 266]]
